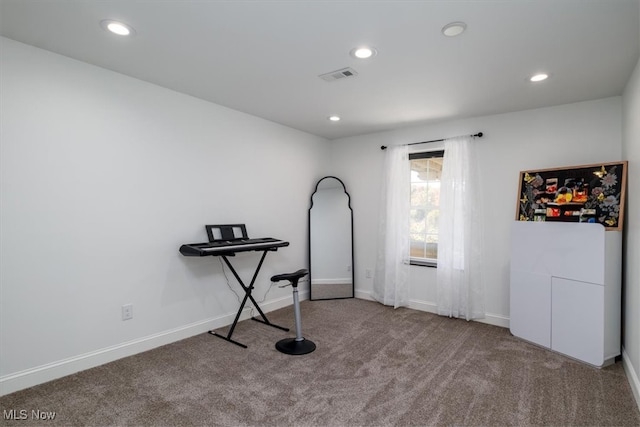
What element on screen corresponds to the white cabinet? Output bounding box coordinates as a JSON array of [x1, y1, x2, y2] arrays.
[[551, 277, 605, 366], [510, 222, 621, 367]]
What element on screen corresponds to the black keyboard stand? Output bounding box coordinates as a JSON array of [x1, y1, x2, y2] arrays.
[[208, 249, 289, 348]]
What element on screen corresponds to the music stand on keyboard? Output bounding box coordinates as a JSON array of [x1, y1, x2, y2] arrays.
[[179, 224, 290, 348]]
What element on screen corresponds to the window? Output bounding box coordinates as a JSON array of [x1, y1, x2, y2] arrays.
[[409, 150, 444, 267]]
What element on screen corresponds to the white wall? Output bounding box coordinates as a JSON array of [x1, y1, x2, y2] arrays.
[[0, 37, 329, 395], [328, 97, 623, 327], [622, 53, 640, 407]]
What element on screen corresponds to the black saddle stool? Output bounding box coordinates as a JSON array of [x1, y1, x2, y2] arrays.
[[271, 269, 316, 355]]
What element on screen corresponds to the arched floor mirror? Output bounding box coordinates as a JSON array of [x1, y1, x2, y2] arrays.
[[309, 176, 354, 300]]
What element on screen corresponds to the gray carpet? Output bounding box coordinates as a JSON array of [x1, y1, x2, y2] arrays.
[[1, 298, 639, 426], [311, 283, 353, 299]]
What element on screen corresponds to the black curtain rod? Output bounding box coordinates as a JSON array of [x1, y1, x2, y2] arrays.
[[380, 132, 483, 150]]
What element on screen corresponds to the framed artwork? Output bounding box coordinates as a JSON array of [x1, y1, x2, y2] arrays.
[[516, 161, 628, 231]]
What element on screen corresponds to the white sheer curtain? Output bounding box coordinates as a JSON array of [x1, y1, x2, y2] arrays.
[[372, 145, 410, 308], [436, 136, 485, 320]]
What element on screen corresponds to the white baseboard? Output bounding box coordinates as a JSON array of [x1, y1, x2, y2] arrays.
[[476, 312, 510, 328], [355, 291, 510, 329], [408, 299, 510, 328], [407, 298, 438, 313], [0, 293, 298, 397], [312, 278, 352, 285], [355, 289, 376, 301], [622, 347, 640, 412]]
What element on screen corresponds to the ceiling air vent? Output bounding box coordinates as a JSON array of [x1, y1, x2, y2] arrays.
[[319, 67, 358, 82]]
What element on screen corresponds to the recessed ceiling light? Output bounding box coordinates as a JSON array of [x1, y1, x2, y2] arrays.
[[530, 73, 549, 82], [350, 47, 377, 59], [100, 19, 135, 36], [442, 22, 467, 37], [328, 115, 341, 122]]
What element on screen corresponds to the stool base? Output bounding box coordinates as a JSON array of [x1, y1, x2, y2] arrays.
[[276, 338, 316, 355]]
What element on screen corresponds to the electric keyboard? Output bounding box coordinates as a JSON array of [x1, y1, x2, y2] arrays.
[[179, 238, 289, 256], [179, 224, 291, 348]]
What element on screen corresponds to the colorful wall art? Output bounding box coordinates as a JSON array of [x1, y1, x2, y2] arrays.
[[516, 161, 627, 231]]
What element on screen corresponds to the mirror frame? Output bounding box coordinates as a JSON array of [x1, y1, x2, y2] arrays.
[[308, 176, 355, 300]]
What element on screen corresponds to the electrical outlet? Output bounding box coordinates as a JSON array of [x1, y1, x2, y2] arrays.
[[121, 304, 133, 321], [366, 269, 372, 279]]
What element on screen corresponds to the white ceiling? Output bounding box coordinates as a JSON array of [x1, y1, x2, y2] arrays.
[[1, 0, 639, 140]]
